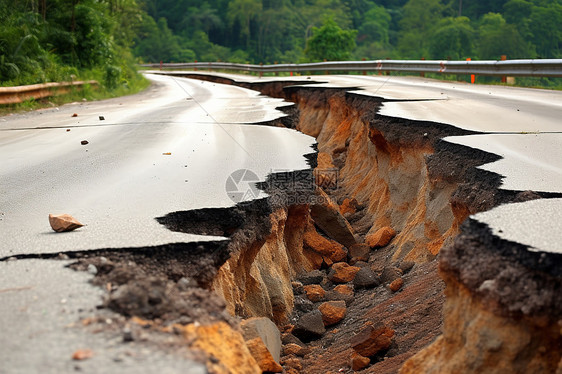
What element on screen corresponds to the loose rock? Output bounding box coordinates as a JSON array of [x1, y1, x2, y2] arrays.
[[318, 301, 346, 326], [122, 325, 134, 342], [281, 333, 305, 347], [351, 352, 371, 371], [389, 278, 404, 292], [303, 224, 347, 263], [283, 343, 311, 357], [240, 317, 282, 364], [298, 270, 325, 286], [280, 356, 303, 372], [350, 324, 395, 357], [326, 289, 354, 306], [398, 261, 415, 275], [72, 349, 93, 361], [339, 198, 358, 216], [245, 337, 283, 373], [87, 264, 98, 275], [365, 226, 396, 248], [310, 188, 358, 248], [348, 243, 371, 263], [353, 267, 380, 289], [380, 266, 403, 284], [293, 310, 326, 342], [81, 140, 89, 145], [328, 262, 360, 284], [291, 281, 304, 295], [303, 284, 326, 303], [49, 213, 84, 233], [333, 284, 354, 296], [294, 295, 315, 313]]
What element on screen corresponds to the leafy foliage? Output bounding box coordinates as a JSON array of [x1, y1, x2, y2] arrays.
[[429, 17, 474, 60], [305, 19, 357, 61], [133, 0, 562, 65], [0, 0, 144, 90], [2, 0, 561, 89]]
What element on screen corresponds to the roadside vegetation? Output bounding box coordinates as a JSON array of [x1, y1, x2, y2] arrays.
[[1, 0, 561, 96], [0, 0, 148, 111]]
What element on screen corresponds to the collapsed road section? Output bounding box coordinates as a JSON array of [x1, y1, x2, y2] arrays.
[[2, 72, 561, 373]]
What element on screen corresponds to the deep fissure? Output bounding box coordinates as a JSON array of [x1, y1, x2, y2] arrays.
[[9, 75, 561, 373]]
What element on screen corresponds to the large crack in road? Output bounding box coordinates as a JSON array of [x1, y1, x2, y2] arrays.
[[1, 73, 561, 373]]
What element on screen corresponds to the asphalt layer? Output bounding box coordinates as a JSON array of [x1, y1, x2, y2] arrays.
[[0, 74, 315, 373], [0, 74, 316, 257], [472, 198, 562, 255], [0, 259, 207, 374]]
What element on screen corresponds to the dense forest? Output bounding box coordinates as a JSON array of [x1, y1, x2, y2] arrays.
[[135, 0, 562, 63], [1, 0, 561, 87], [0, 0, 142, 87]]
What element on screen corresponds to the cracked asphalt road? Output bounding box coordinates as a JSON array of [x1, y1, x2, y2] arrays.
[[0, 74, 315, 257], [2, 72, 561, 373], [0, 74, 315, 373]]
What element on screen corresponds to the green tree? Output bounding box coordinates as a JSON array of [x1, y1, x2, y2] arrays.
[[134, 16, 194, 62], [528, 3, 562, 58], [460, 0, 509, 19], [358, 4, 392, 45], [429, 16, 474, 59], [477, 12, 533, 59], [397, 0, 446, 58], [187, 30, 230, 61], [182, 3, 223, 35], [305, 18, 358, 61], [306, 0, 353, 29], [0, 12, 50, 84], [227, 0, 262, 49], [73, 3, 114, 68], [503, 0, 533, 25]]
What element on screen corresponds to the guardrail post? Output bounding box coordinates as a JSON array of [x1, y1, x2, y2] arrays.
[[362, 58, 366, 75], [259, 63, 263, 78], [194, 60, 198, 71], [274, 61, 278, 76], [467, 58, 475, 83], [501, 55, 507, 83], [159, 60, 163, 71], [385, 58, 390, 76], [420, 57, 425, 77]]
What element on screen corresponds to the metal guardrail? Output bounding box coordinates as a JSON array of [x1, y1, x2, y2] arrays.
[[140, 59, 562, 77], [0, 80, 98, 105]]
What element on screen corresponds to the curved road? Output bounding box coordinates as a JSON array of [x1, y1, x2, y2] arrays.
[[0, 74, 315, 257], [1, 72, 561, 373], [0, 74, 315, 373]]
